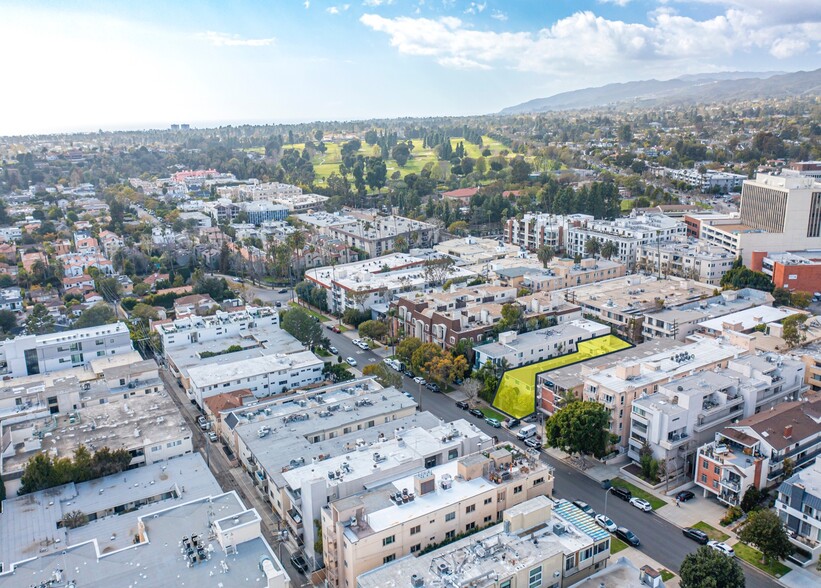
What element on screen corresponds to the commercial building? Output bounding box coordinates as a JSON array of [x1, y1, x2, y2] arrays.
[[324, 449, 556, 588], [752, 249, 821, 293], [473, 320, 610, 370], [696, 394, 821, 510], [185, 350, 324, 408], [777, 455, 821, 566], [356, 496, 611, 588], [790, 160, 821, 179], [636, 240, 735, 285], [0, 454, 290, 588], [0, 321, 134, 378], [241, 200, 290, 225]]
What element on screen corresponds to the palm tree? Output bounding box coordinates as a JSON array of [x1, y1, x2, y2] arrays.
[[600, 241, 618, 260], [537, 245, 555, 268], [287, 231, 307, 288], [584, 238, 601, 257]]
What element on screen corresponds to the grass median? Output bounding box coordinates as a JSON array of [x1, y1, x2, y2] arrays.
[[733, 542, 790, 578], [692, 521, 729, 542], [610, 478, 667, 510], [610, 536, 629, 554]]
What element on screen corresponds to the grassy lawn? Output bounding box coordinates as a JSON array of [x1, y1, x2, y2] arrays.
[[449, 137, 483, 159], [481, 135, 507, 155], [692, 521, 730, 542], [480, 407, 506, 421], [610, 478, 667, 510], [315, 348, 332, 357], [733, 543, 790, 578], [659, 570, 675, 582], [287, 302, 331, 322], [610, 536, 629, 554]]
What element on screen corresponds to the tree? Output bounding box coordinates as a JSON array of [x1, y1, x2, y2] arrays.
[[461, 378, 481, 405], [782, 313, 808, 348], [391, 143, 411, 167], [323, 362, 354, 383], [790, 291, 812, 309], [281, 307, 323, 348], [25, 303, 55, 335], [584, 238, 601, 257], [537, 246, 555, 268], [720, 263, 774, 292], [679, 546, 745, 588], [600, 241, 618, 260], [95, 276, 122, 302], [410, 342, 444, 374], [358, 320, 388, 341], [772, 287, 791, 306], [740, 486, 762, 513], [544, 401, 610, 459], [638, 443, 660, 483], [738, 509, 792, 564], [362, 362, 402, 388], [423, 257, 455, 286], [0, 309, 17, 334], [75, 303, 117, 328], [447, 220, 469, 236], [397, 337, 423, 365], [424, 353, 468, 388]]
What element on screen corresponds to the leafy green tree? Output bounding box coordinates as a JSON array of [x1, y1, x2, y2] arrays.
[[323, 363, 354, 383], [75, 303, 117, 328], [0, 309, 17, 334], [720, 262, 774, 292], [772, 287, 791, 306], [362, 362, 402, 388], [342, 308, 370, 327], [25, 303, 55, 335], [782, 313, 808, 348], [397, 337, 423, 365], [537, 245, 555, 268], [679, 546, 745, 588], [391, 143, 411, 167], [447, 220, 469, 236], [740, 486, 762, 513], [790, 291, 812, 308], [194, 275, 233, 302], [358, 320, 388, 341], [544, 401, 610, 458], [584, 238, 601, 257], [739, 509, 792, 564], [95, 276, 122, 302], [281, 307, 323, 348]]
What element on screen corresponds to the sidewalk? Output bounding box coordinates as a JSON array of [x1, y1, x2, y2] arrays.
[[618, 547, 680, 588]]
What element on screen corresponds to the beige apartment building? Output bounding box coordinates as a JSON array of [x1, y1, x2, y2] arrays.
[[322, 446, 554, 588]]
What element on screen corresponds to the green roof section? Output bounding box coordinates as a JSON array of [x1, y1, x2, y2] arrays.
[[492, 335, 633, 419]]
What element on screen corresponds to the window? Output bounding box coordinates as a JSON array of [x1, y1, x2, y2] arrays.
[[484, 515, 492, 523], [465, 522, 476, 532], [580, 547, 593, 561], [514, 485, 523, 495], [714, 465, 720, 474], [445, 512, 455, 522], [565, 555, 575, 571], [701, 474, 707, 483], [500, 581, 511, 588], [410, 525, 420, 536], [383, 554, 395, 564], [382, 535, 395, 546], [533, 477, 545, 486], [445, 530, 455, 540], [448, 449, 458, 460], [465, 504, 475, 514], [484, 497, 492, 505], [529, 565, 543, 588], [410, 544, 421, 554]]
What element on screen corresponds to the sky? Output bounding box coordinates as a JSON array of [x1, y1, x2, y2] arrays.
[[1, 0, 819, 136]]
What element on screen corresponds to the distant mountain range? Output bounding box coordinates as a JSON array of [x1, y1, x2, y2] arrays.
[[500, 69, 821, 114]]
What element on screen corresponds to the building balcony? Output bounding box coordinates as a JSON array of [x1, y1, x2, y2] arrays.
[[720, 478, 741, 493]]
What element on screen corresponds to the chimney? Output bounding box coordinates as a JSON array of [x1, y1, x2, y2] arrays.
[[784, 425, 793, 439]]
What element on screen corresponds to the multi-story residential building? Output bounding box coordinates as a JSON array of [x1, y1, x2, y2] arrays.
[[98, 229, 124, 256], [0, 226, 22, 242], [629, 353, 805, 480], [272, 192, 330, 212], [241, 200, 290, 225], [154, 305, 280, 350], [584, 338, 744, 448], [178, 211, 213, 229], [0, 287, 23, 313], [695, 395, 821, 512], [356, 496, 611, 588], [473, 320, 610, 370], [565, 214, 686, 270], [185, 349, 324, 408], [505, 213, 592, 251], [57, 252, 114, 276], [306, 254, 475, 314], [204, 198, 240, 224], [518, 257, 626, 292], [637, 240, 735, 285], [217, 181, 303, 201], [394, 286, 581, 351], [659, 167, 746, 192], [434, 235, 521, 265], [751, 249, 821, 293], [777, 455, 821, 566], [695, 304, 803, 339], [323, 447, 555, 588], [0, 321, 133, 377]]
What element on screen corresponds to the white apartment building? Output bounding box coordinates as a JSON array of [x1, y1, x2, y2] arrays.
[[777, 455, 821, 565], [505, 213, 592, 251], [565, 214, 686, 270], [185, 350, 323, 407], [217, 181, 303, 201], [0, 321, 134, 378], [637, 240, 735, 285], [154, 305, 279, 350], [323, 447, 555, 588], [356, 496, 611, 588]]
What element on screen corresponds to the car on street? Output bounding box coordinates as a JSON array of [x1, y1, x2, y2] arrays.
[[485, 417, 502, 428], [455, 400, 469, 410], [207, 431, 218, 442], [290, 553, 308, 574], [524, 437, 542, 450], [331, 325, 341, 333], [682, 527, 709, 545], [278, 288, 288, 294], [468, 408, 484, 418], [403, 369, 413, 378], [505, 418, 520, 429], [403, 391, 414, 400], [609, 486, 632, 501], [595, 514, 617, 533], [708, 540, 735, 557], [426, 382, 441, 393], [413, 376, 426, 385], [345, 357, 357, 366], [676, 490, 695, 503], [572, 500, 595, 516], [629, 497, 653, 512], [615, 527, 640, 547], [197, 415, 207, 427], [329, 346, 338, 354]]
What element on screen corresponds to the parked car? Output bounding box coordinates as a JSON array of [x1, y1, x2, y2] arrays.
[[615, 527, 640, 547], [524, 437, 542, 450], [708, 540, 735, 557], [468, 408, 484, 418], [426, 383, 441, 393], [331, 325, 341, 333], [595, 514, 617, 533], [403, 369, 413, 378], [207, 431, 218, 442], [345, 357, 357, 366], [485, 417, 502, 428], [413, 376, 426, 385], [609, 486, 632, 501], [196, 416, 207, 427], [629, 497, 653, 512], [676, 490, 695, 503], [506, 418, 521, 429], [682, 527, 709, 545], [278, 288, 288, 294], [455, 400, 469, 410], [329, 346, 338, 354], [572, 500, 595, 516], [290, 553, 308, 574]]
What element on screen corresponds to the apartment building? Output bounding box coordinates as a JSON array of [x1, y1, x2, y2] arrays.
[[777, 455, 821, 566], [696, 305, 802, 339], [695, 395, 821, 510], [155, 305, 280, 349], [241, 200, 290, 225], [185, 350, 324, 408], [584, 338, 744, 448], [357, 496, 611, 588], [217, 181, 303, 201], [473, 320, 610, 370], [565, 214, 686, 270], [637, 240, 735, 285], [629, 352, 805, 480], [394, 286, 581, 351], [0, 287, 22, 313], [505, 213, 592, 251], [752, 249, 821, 293], [323, 447, 555, 588], [0, 321, 133, 377], [434, 235, 521, 265], [520, 258, 626, 292]]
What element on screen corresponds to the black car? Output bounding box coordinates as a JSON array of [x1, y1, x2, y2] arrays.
[[572, 500, 595, 516], [278, 288, 288, 294], [455, 400, 469, 410], [609, 486, 632, 501], [468, 408, 484, 418], [615, 527, 640, 547], [676, 490, 695, 502], [290, 553, 308, 574], [506, 418, 521, 429], [682, 527, 709, 545], [403, 370, 413, 378]]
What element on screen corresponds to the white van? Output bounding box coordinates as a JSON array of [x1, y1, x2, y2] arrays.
[[517, 424, 538, 440]]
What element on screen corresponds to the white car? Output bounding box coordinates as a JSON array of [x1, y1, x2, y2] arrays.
[[629, 497, 653, 512], [708, 540, 735, 557], [345, 357, 357, 366], [329, 346, 338, 354], [595, 514, 617, 533], [413, 376, 426, 385]]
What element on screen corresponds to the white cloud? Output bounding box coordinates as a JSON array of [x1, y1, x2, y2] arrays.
[[304, 1, 310, 8], [490, 10, 507, 22], [598, 0, 632, 6], [464, 2, 486, 15], [197, 31, 275, 47], [363, 0, 394, 6], [327, 4, 351, 14], [361, 8, 820, 76]]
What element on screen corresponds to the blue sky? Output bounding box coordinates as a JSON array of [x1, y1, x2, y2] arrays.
[[1, 0, 819, 135]]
